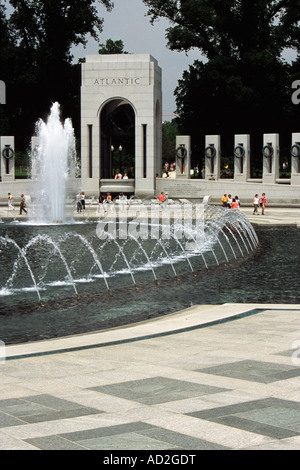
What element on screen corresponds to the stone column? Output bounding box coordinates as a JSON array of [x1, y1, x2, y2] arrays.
[[0, 80, 6, 104], [233, 134, 251, 182], [262, 133, 279, 184], [175, 135, 191, 178], [0, 136, 15, 181], [205, 135, 220, 180]]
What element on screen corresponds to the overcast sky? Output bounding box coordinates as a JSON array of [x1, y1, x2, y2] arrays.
[[73, 0, 201, 118]]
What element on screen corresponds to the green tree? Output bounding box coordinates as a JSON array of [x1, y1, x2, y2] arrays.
[[143, 0, 300, 59], [143, 0, 300, 170], [1, 0, 113, 149], [0, 2, 17, 134], [99, 38, 128, 54], [162, 119, 180, 164]]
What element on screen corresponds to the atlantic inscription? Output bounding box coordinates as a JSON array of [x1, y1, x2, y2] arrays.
[[94, 77, 141, 86]]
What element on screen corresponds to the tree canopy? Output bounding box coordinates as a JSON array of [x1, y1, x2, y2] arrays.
[[98, 39, 128, 54], [144, 1, 300, 56], [0, 0, 113, 148], [143, 0, 300, 169]]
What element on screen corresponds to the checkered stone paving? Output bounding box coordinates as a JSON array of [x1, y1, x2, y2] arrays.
[[25, 422, 229, 450], [0, 394, 102, 427], [1, 305, 300, 450], [89, 376, 230, 405], [195, 360, 300, 383], [187, 398, 300, 440]]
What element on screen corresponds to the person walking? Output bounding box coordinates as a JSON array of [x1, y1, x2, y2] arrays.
[[19, 194, 27, 215], [7, 193, 14, 211], [80, 191, 85, 211], [252, 194, 259, 215], [260, 193, 268, 215]]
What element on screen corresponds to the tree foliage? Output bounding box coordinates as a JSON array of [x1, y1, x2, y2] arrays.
[[0, 0, 113, 149], [143, 0, 300, 58], [143, 0, 300, 169], [162, 120, 180, 163], [99, 38, 128, 54]]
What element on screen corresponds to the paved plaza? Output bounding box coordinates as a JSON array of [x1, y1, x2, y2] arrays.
[[0, 205, 300, 450]]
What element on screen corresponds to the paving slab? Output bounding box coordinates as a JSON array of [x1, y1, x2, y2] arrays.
[[0, 304, 300, 450]]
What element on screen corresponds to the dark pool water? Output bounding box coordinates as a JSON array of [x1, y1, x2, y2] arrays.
[[0, 223, 299, 344]]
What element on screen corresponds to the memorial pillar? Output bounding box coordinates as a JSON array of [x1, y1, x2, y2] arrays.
[[233, 134, 251, 182], [0, 136, 15, 181], [205, 135, 220, 180], [262, 133, 280, 184], [175, 136, 191, 178]]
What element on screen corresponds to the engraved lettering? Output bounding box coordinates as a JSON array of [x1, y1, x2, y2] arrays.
[[93, 77, 141, 86]]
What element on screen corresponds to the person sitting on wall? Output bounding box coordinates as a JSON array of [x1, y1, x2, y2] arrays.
[[158, 191, 165, 209], [158, 192, 165, 202]]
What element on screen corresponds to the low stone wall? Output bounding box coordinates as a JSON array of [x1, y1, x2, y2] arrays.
[[0, 177, 299, 206], [155, 178, 300, 206], [0, 178, 79, 205]]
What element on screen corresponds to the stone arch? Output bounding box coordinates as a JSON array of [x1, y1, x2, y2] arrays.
[[99, 98, 136, 179], [81, 54, 162, 197]]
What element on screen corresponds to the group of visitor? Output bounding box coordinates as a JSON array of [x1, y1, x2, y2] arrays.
[[221, 193, 240, 209], [158, 191, 168, 204], [76, 191, 86, 213], [98, 192, 127, 214], [221, 192, 269, 214], [252, 193, 268, 215], [7, 193, 27, 215], [163, 161, 176, 178], [114, 172, 128, 179]]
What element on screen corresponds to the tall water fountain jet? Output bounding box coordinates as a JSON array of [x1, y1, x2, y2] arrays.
[[31, 102, 77, 223]]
